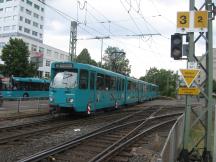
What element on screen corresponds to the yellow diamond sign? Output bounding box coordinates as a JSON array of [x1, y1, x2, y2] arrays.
[[180, 69, 200, 88]]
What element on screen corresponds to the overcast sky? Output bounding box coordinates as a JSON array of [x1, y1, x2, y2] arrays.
[[43, 0, 216, 78]]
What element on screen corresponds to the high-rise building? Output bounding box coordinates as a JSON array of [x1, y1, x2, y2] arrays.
[[0, 0, 69, 78]]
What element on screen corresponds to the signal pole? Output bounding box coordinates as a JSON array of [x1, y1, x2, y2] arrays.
[[69, 21, 78, 61], [178, 0, 214, 161]]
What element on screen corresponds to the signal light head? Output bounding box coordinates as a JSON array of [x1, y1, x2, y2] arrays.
[[171, 33, 183, 60]]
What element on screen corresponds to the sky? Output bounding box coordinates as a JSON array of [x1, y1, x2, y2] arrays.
[[43, 0, 216, 78]]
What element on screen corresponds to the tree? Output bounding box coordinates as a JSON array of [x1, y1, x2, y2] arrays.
[[1, 38, 37, 77], [103, 46, 131, 75], [76, 48, 98, 66], [140, 68, 179, 97]]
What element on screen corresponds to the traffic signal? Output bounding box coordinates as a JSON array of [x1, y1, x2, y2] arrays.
[[171, 33, 183, 60]]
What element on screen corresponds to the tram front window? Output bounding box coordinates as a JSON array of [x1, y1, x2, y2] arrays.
[[51, 71, 78, 88]]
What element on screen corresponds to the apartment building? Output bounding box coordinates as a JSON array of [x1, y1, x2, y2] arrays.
[[0, 0, 69, 78], [197, 48, 216, 84]]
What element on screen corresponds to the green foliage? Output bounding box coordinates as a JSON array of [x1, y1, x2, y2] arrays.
[[213, 80, 216, 93], [76, 48, 98, 66], [103, 46, 131, 75], [140, 68, 179, 97], [1, 38, 37, 77]]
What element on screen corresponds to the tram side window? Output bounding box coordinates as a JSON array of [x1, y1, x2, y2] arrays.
[[96, 73, 105, 90], [90, 73, 95, 90], [79, 70, 89, 89], [110, 77, 115, 90], [105, 75, 111, 90], [121, 79, 124, 91]]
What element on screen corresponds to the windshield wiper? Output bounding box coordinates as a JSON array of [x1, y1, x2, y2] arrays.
[[63, 74, 73, 79]]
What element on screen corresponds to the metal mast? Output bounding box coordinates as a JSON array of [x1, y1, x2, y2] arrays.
[[69, 21, 78, 61], [180, 0, 214, 161]]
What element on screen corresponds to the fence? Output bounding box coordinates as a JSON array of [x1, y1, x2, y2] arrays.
[[157, 114, 184, 162], [0, 97, 49, 113]]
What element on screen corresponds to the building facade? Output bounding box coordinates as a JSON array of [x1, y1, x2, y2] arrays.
[[0, 0, 69, 78], [197, 48, 216, 84]]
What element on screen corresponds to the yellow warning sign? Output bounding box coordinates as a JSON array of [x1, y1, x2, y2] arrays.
[[178, 87, 200, 95], [180, 69, 200, 88], [194, 11, 208, 29], [177, 12, 190, 29]]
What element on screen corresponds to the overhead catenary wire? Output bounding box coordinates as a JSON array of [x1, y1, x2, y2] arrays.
[[38, 0, 164, 56]]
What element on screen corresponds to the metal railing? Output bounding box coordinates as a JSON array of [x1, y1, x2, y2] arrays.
[[0, 97, 49, 113], [157, 114, 184, 162]]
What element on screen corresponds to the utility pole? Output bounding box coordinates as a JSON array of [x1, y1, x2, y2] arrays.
[[69, 21, 77, 61], [178, 0, 215, 161], [95, 36, 110, 67]]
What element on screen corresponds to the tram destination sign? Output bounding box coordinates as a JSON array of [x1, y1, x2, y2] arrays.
[[55, 63, 73, 69]]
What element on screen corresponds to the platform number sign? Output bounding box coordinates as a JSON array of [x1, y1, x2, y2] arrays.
[[177, 12, 190, 31], [194, 11, 208, 29], [177, 11, 208, 33]]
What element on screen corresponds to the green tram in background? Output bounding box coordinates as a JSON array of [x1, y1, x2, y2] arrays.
[[0, 76, 50, 98]]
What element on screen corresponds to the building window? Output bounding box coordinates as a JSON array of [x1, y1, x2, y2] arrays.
[[41, 7, 44, 12], [14, 6, 17, 11], [26, 0, 32, 6], [34, 4, 40, 10], [25, 9, 31, 15], [33, 13, 39, 18], [12, 25, 16, 30], [24, 28, 30, 33], [0, 42, 6, 48], [40, 25, 43, 29], [31, 44, 37, 51], [13, 15, 17, 20], [32, 31, 37, 36], [40, 16, 43, 21], [20, 16, 23, 21], [19, 26, 22, 31], [54, 52, 58, 58], [39, 33, 42, 38], [33, 22, 38, 27], [0, 0, 4, 3], [60, 54, 64, 59], [25, 18, 31, 24], [45, 72, 50, 78], [39, 47, 44, 53], [4, 16, 12, 22], [3, 26, 10, 31], [5, 7, 13, 13], [47, 49, 51, 56], [20, 6, 24, 12], [46, 60, 50, 67], [0, 8, 3, 13]]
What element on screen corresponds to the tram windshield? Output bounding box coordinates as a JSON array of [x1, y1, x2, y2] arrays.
[[51, 71, 78, 88]]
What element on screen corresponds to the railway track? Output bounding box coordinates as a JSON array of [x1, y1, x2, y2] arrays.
[[18, 107, 183, 162], [0, 105, 159, 145]]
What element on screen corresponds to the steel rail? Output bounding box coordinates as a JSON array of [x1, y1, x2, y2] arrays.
[[18, 111, 182, 162], [88, 112, 181, 162], [93, 118, 177, 162]]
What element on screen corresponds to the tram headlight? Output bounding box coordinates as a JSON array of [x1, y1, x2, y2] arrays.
[[49, 97, 54, 102], [67, 98, 74, 103]]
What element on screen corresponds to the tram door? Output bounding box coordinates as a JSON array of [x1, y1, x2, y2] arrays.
[[89, 71, 96, 112]]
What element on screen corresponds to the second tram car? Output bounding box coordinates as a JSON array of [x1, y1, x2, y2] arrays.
[[49, 62, 159, 114]]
